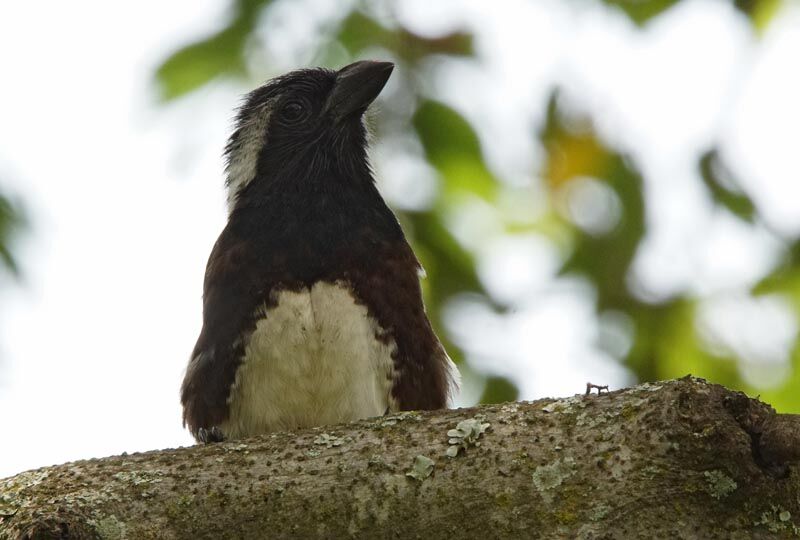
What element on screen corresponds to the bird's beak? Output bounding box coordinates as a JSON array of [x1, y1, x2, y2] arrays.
[[326, 60, 394, 121]]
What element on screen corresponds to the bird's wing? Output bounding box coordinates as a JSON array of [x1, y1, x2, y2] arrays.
[[181, 227, 265, 439], [349, 240, 459, 411]]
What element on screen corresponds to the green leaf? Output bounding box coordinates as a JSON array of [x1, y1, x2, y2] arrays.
[[479, 375, 519, 404], [337, 11, 393, 56], [0, 193, 25, 277], [337, 11, 473, 61], [155, 22, 250, 100], [413, 100, 497, 200], [154, 0, 269, 100], [414, 100, 481, 166], [734, 0, 784, 34], [602, 0, 782, 32], [600, 0, 681, 25], [699, 149, 756, 222]]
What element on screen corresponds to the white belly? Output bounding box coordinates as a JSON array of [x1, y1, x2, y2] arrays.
[[220, 281, 397, 438]]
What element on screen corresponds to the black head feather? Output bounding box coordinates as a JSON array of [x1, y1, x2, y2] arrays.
[[224, 61, 394, 213]]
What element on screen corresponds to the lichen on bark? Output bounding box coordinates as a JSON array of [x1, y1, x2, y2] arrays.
[[1, 377, 799, 539]]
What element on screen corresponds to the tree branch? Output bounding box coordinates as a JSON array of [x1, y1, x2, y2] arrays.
[[2, 377, 799, 539]]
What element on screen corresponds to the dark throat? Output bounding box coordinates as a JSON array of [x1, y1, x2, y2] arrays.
[[227, 134, 405, 286]]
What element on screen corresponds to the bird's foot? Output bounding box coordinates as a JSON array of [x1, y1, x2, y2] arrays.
[[197, 426, 226, 444]]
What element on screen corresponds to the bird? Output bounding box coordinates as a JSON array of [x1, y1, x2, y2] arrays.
[[180, 60, 459, 443]]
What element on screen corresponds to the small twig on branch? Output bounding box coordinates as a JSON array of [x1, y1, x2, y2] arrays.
[[586, 382, 609, 395]]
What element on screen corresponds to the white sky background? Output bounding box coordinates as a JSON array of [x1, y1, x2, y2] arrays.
[[1, 0, 799, 478]]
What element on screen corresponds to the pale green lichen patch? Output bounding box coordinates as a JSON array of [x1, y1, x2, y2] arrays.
[[380, 411, 421, 427], [90, 514, 127, 540], [532, 457, 575, 503], [542, 395, 586, 414], [575, 409, 618, 428], [313, 433, 350, 448], [641, 465, 661, 479], [703, 470, 737, 500], [636, 382, 663, 392], [0, 492, 20, 516], [225, 443, 249, 453], [541, 402, 559, 413], [61, 489, 116, 508], [755, 505, 800, 536], [1, 469, 50, 495], [500, 403, 520, 414], [589, 503, 611, 521], [446, 418, 490, 457], [406, 455, 435, 481], [112, 470, 165, 486]]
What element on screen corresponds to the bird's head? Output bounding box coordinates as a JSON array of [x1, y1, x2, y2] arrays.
[[224, 60, 394, 214]]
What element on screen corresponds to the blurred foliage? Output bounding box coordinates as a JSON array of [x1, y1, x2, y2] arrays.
[[151, 0, 799, 410], [541, 93, 646, 311], [699, 150, 756, 223], [602, 0, 682, 25], [602, 0, 782, 28], [413, 100, 498, 201], [734, 0, 785, 33], [338, 11, 474, 61], [480, 375, 520, 405], [0, 187, 25, 369], [155, 0, 269, 99], [0, 192, 24, 278]]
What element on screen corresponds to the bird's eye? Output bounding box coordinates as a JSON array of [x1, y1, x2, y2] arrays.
[[280, 101, 306, 123]]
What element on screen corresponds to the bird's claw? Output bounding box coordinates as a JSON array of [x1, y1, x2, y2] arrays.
[[197, 426, 225, 444]]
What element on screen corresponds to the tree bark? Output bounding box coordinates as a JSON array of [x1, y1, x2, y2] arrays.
[[2, 376, 799, 539]]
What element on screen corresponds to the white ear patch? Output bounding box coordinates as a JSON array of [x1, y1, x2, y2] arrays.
[[225, 101, 274, 214]]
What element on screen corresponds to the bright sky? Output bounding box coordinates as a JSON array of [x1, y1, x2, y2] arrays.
[[1, 0, 799, 478]]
